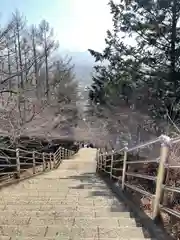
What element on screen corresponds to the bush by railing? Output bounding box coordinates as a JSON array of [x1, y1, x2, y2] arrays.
[[96, 134, 180, 222], [0, 146, 75, 183]]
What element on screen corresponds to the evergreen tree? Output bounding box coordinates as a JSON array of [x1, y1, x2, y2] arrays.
[[89, 0, 180, 122]]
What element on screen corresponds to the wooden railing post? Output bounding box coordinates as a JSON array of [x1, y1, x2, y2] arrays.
[[49, 153, 52, 169], [67, 150, 69, 159], [60, 148, 63, 159], [32, 151, 36, 174], [53, 153, 56, 168], [95, 149, 98, 162], [103, 152, 107, 170], [59, 148, 61, 159], [96, 149, 99, 169], [100, 154, 103, 170], [102, 153, 105, 170], [61, 148, 63, 159], [59, 148, 62, 160], [99, 154, 101, 170], [110, 150, 114, 179], [122, 144, 128, 190], [64, 148, 66, 159], [96, 149, 100, 172], [152, 135, 170, 220], [16, 148, 20, 178], [42, 152, 46, 171]]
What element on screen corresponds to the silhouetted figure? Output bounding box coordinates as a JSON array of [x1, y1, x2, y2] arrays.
[[89, 143, 93, 148]]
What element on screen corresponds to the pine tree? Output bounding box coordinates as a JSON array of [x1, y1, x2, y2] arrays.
[[89, 0, 180, 122]]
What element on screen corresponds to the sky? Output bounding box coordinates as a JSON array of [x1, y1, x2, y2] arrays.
[[1, 0, 113, 52]]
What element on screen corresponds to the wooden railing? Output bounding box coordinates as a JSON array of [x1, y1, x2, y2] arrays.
[[54, 146, 75, 166], [96, 134, 180, 220], [0, 146, 75, 184]]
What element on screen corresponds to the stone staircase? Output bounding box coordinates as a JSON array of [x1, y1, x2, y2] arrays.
[[0, 148, 155, 239]]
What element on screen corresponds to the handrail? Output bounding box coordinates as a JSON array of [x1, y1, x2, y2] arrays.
[[0, 145, 75, 183], [127, 136, 162, 152], [96, 133, 180, 223], [124, 134, 175, 153], [171, 136, 180, 144]]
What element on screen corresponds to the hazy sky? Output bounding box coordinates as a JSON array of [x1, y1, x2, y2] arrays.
[[1, 0, 112, 52]]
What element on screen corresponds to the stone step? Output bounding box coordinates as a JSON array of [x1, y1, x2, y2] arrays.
[[0, 196, 67, 201], [2, 188, 70, 192], [0, 225, 149, 238], [0, 149, 157, 240], [1, 203, 129, 212], [73, 217, 141, 228], [1, 237, 155, 240], [3, 204, 77, 212], [0, 216, 140, 227], [0, 210, 76, 218], [0, 199, 65, 205], [0, 208, 132, 218], [98, 227, 150, 238], [0, 192, 69, 197]]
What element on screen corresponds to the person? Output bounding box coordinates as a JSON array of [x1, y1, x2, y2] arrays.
[[89, 143, 93, 148]]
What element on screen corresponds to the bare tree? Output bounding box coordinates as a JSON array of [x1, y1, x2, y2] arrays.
[[30, 25, 39, 97], [0, 10, 81, 147], [38, 20, 58, 101]]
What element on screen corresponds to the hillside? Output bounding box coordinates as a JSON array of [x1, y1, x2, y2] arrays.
[[60, 50, 94, 88]]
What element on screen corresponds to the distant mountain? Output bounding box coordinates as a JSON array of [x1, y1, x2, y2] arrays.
[[60, 50, 95, 64], [60, 50, 95, 88], [74, 64, 92, 85]]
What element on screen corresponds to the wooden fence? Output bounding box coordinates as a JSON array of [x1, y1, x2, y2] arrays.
[[0, 146, 75, 184]]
